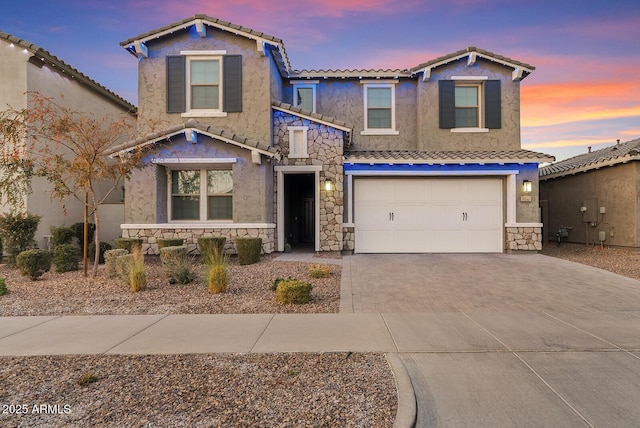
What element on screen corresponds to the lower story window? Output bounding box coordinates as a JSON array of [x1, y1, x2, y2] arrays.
[[171, 169, 233, 221]]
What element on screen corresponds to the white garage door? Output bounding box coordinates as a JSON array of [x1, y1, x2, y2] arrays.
[[354, 178, 503, 253]]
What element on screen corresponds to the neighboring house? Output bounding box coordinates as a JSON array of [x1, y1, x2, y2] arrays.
[[109, 14, 553, 255], [0, 31, 137, 249], [539, 138, 640, 247]]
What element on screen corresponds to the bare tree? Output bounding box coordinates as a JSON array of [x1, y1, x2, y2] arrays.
[[0, 92, 144, 276]]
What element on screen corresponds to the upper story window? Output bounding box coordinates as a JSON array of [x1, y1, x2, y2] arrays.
[[170, 169, 233, 221], [361, 81, 399, 135], [439, 78, 501, 131], [291, 81, 317, 112], [287, 126, 309, 158], [166, 51, 242, 117]]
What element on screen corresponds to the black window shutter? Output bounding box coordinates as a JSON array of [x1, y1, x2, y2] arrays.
[[439, 80, 455, 129], [484, 80, 501, 129], [166, 56, 186, 113], [223, 55, 242, 113]]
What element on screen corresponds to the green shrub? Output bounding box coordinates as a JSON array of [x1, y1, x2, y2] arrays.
[[208, 264, 228, 293], [0, 278, 7, 296], [71, 222, 95, 251], [50, 226, 75, 247], [16, 249, 51, 280], [236, 237, 262, 265], [0, 213, 41, 265], [115, 238, 143, 253], [88, 241, 112, 264], [160, 245, 194, 284], [275, 279, 313, 304], [129, 247, 146, 292], [104, 249, 128, 278], [157, 238, 184, 249], [271, 277, 291, 292], [53, 244, 80, 273], [198, 237, 226, 265], [115, 253, 134, 283], [309, 264, 331, 279], [0, 237, 3, 263]]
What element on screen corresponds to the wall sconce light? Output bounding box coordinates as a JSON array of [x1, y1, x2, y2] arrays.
[[522, 180, 532, 193], [324, 179, 334, 192]]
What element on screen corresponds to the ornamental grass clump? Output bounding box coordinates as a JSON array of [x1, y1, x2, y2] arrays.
[[129, 246, 146, 292], [207, 246, 229, 294], [0, 278, 8, 296], [160, 245, 194, 285], [308, 264, 331, 279], [275, 279, 313, 305], [198, 236, 226, 265]]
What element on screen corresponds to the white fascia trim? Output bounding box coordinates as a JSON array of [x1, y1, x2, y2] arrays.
[[346, 157, 523, 165], [504, 222, 543, 228], [359, 79, 399, 85], [290, 80, 320, 84], [121, 223, 276, 229], [152, 158, 237, 165], [180, 50, 227, 55], [345, 170, 520, 176], [272, 105, 352, 132]]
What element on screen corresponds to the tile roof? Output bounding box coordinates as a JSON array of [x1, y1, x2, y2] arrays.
[[345, 149, 554, 164], [272, 101, 352, 131], [539, 138, 640, 180], [411, 46, 535, 74], [0, 30, 136, 113], [106, 119, 280, 159], [119, 14, 292, 75]]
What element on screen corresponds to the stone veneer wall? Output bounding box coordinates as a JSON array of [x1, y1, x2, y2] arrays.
[[273, 111, 344, 252], [342, 226, 355, 253], [506, 226, 543, 251], [122, 226, 275, 255]]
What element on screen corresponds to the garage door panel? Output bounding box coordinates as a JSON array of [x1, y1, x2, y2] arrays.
[[354, 177, 503, 253]]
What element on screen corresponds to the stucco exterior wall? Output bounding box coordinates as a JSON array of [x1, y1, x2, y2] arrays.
[[125, 136, 271, 224], [540, 162, 639, 247], [315, 80, 418, 151], [136, 27, 273, 143], [0, 44, 133, 248], [418, 58, 521, 152], [516, 164, 542, 223]]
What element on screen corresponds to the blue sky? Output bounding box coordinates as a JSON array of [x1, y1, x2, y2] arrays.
[[1, 0, 639, 161]]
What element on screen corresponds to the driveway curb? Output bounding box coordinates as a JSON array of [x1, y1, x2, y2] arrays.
[[386, 353, 417, 428]]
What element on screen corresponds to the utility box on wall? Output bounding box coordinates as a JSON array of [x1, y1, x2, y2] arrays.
[[582, 198, 598, 223]]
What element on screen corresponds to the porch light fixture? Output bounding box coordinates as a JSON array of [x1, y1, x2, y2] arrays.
[[522, 180, 532, 193], [324, 179, 334, 192]]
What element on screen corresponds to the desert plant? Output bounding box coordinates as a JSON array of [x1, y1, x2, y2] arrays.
[[236, 237, 262, 265], [0, 237, 3, 263], [53, 244, 80, 272], [275, 279, 313, 304], [71, 222, 95, 251], [160, 245, 194, 284], [129, 246, 146, 292], [115, 253, 134, 283], [88, 241, 112, 264], [115, 238, 143, 253], [0, 212, 41, 265], [0, 278, 7, 296], [207, 263, 228, 294], [77, 373, 100, 386], [50, 226, 75, 248], [16, 249, 51, 280], [271, 276, 292, 292], [309, 264, 331, 279], [157, 238, 184, 249], [104, 249, 128, 278], [198, 236, 226, 265]]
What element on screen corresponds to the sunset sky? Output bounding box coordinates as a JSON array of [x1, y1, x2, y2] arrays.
[[1, 0, 638, 161]]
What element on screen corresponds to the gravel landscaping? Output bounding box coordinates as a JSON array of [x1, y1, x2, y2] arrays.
[[0, 252, 398, 427]]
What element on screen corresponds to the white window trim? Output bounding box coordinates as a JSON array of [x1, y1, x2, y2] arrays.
[[291, 81, 318, 113], [360, 81, 399, 136], [181, 54, 228, 118], [287, 126, 309, 159], [167, 167, 233, 223], [451, 80, 485, 131]]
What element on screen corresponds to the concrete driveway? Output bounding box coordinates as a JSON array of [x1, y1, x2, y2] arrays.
[[341, 253, 640, 427]]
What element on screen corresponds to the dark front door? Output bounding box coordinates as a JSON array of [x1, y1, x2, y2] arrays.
[[284, 174, 315, 248]]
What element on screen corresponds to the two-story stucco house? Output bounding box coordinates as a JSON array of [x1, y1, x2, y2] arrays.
[[0, 31, 136, 249], [108, 14, 553, 255]]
